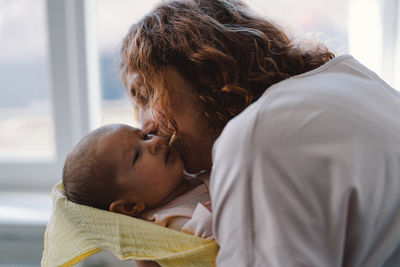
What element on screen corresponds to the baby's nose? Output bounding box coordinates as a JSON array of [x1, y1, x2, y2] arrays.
[[148, 135, 166, 154]]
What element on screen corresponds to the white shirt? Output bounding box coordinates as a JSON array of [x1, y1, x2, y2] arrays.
[[210, 55, 400, 267]]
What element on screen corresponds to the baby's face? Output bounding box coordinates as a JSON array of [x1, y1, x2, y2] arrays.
[[96, 125, 184, 207]]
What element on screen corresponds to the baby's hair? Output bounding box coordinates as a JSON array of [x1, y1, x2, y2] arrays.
[[63, 127, 120, 211]]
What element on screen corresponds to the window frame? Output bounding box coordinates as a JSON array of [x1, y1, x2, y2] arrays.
[[0, 0, 100, 191], [381, 0, 399, 87]]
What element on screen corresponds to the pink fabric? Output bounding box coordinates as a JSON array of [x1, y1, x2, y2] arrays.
[[141, 175, 213, 239]]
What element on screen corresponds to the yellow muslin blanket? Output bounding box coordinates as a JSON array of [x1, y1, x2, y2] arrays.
[[41, 182, 219, 267]]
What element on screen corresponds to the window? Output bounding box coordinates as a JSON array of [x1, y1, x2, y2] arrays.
[[0, 0, 54, 159], [0, 0, 399, 191], [245, 0, 399, 87], [245, 0, 350, 54], [96, 0, 160, 127]]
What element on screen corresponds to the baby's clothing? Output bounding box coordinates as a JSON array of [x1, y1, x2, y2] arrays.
[[41, 182, 219, 267], [140, 174, 213, 239]]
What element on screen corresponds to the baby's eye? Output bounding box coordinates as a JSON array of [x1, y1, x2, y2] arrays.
[[132, 151, 140, 165], [142, 133, 149, 140]]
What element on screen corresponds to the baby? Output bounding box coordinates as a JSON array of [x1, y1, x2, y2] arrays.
[[62, 123, 212, 238]]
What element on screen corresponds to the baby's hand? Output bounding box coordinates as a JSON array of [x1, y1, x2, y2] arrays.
[[203, 201, 212, 212]]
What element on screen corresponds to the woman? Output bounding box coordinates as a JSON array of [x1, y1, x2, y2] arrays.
[[121, 0, 400, 266]]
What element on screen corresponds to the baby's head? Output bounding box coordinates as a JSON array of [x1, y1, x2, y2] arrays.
[[63, 124, 184, 216]]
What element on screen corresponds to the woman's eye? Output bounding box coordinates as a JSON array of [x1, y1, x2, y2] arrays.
[[130, 87, 136, 97]]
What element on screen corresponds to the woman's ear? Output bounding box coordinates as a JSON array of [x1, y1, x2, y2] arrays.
[[109, 199, 145, 217]]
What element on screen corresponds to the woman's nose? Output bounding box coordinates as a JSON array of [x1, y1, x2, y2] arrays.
[[148, 135, 165, 154]]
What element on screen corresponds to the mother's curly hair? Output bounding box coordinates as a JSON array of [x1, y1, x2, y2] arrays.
[[120, 0, 335, 135]]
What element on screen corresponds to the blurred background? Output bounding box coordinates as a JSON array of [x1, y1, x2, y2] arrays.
[[0, 0, 399, 266]]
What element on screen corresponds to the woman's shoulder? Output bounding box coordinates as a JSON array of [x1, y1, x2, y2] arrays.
[[214, 53, 396, 156]]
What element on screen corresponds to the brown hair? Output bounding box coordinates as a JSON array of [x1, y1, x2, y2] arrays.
[[120, 0, 335, 135], [62, 127, 120, 211]]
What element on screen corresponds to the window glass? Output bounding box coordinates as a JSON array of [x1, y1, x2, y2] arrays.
[[0, 0, 54, 159], [96, 0, 160, 127], [245, 0, 383, 76], [245, 0, 350, 53]]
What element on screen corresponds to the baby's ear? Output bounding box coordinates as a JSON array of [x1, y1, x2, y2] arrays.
[[109, 199, 145, 217]]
